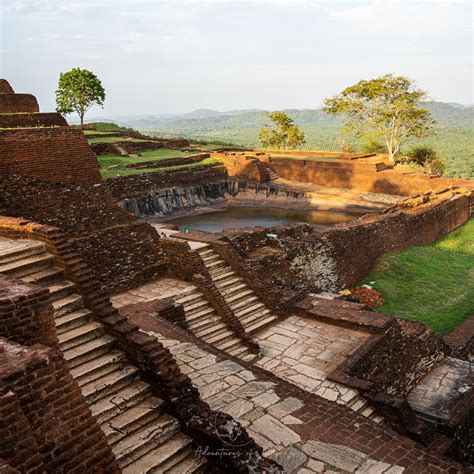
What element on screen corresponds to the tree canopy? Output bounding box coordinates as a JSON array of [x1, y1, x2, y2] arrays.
[[323, 74, 435, 162], [259, 111, 305, 149], [56, 68, 105, 127]]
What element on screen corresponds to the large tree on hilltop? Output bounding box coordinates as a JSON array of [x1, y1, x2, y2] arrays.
[[259, 111, 305, 150], [323, 74, 435, 162], [55, 68, 105, 128]]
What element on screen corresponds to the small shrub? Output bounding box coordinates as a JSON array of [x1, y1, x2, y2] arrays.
[[361, 138, 386, 154], [406, 146, 445, 175]]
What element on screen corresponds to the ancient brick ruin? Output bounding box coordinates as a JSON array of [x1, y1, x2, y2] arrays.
[[0, 79, 472, 472]]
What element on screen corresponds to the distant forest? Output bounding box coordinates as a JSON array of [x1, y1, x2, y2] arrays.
[[123, 102, 473, 178]]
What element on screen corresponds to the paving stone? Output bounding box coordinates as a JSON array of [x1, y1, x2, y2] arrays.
[[233, 381, 276, 397], [207, 391, 238, 411], [251, 391, 280, 408], [225, 375, 246, 387], [356, 459, 392, 473], [284, 343, 307, 360], [200, 360, 243, 376], [294, 363, 326, 381], [252, 414, 301, 445], [200, 380, 229, 399], [224, 398, 254, 418], [268, 397, 304, 417], [307, 459, 325, 472], [268, 333, 298, 346], [191, 372, 221, 387], [301, 441, 366, 472], [281, 415, 303, 425], [188, 354, 217, 370], [288, 373, 321, 390], [239, 370, 256, 381], [384, 466, 405, 474], [271, 447, 307, 473]]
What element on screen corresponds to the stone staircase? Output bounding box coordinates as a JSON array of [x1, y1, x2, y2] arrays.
[[263, 163, 279, 181], [174, 288, 255, 362], [0, 237, 206, 473], [197, 245, 279, 335]]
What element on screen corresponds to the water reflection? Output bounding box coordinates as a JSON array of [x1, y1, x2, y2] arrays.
[[169, 206, 360, 233]]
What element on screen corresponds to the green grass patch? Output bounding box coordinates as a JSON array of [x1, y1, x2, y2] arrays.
[[83, 130, 117, 136], [87, 136, 154, 144], [361, 220, 474, 335], [97, 152, 218, 179]]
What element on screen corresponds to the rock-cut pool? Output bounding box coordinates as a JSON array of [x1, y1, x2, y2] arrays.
[[168, 206, 361, 233]]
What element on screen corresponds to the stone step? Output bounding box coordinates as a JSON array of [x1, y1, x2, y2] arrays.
[[187, 313, 221, 332], [245, 314, 279, 334], [122, 432, 193, 474], [201, 253, 221, 264], [241, 352, 256, 363], [0, 253, 54, 278], [52, 294, 84, 317], [216, 337, 244, 352], [210, 267, 234, 280], [183, 299, 211, 315], [217, 276, 243, 289], [0, 240, 46, 264], [55, 308, 94, 334], [207, 328, 236, 346], [204, 259, 227, 270], [228, 345, 251, 357], [226, 289, 254, 304], [63, 335, 115, 368], [186, 307, 217, 324], [164, 451, 207, 473], [175, 292, 202, 306], [71, 350, 127, 386], [221, 282, 248, 297], [198, 249, 214, 258], [240, 308, 271, 325], [193, 321, 228, 339], [114, 413, 180, 468], [47, 280, 76, 302], [91, 380, 152, 424], [82, 365, 139, 403], [103, 396, 164, 445], [235, 302, 266, 319], [23, 267, 65, 286], [58, 321, 104, 351], [229, 295, 259, 312]]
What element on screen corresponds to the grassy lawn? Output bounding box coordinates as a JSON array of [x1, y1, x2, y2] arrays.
[[86, 136, 154, 144], [83, 130, 117, 136], [97, 152, 218, 179], [361, 219, 474, 335]]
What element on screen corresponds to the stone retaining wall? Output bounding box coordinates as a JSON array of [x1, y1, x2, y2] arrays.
[[0, 112, 67, 128], [0, 94, 39, 113]]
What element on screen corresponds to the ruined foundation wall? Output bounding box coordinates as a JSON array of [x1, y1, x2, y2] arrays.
[[227, 190, 472, 291], [0, 339, 118, 473], [266, 156, 473, 196], [0, 275, 58, 348], [0, 128, 102, 185], [0, 94, 39, 113], [0, 112, 68, 128], [0, 175, 164, 293]]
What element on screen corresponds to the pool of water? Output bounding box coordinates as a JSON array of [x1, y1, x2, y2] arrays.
[[168, 206, 360, 233]]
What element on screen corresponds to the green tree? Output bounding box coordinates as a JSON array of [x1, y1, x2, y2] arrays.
[[323, 74, 435, 163], [56, 68, 105, 128], [259, 111, 305, 149]]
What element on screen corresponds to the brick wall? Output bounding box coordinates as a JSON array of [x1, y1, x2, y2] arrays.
[[0, 79, 14, 94], [0, 94, 39, 113], [226, 189, 472, 291], [0, 175, 164, 293], [265, 156, 473, 196], [0, 216, 280, 472], [0, 112, 67, 128], [0, 128, 101, 185], [0, 338, 118, 473], [0, 275, 59, 348]]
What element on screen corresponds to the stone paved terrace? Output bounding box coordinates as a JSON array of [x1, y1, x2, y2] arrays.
[[110, 277, 195, 308], [122, 311, 461, 473], [253, 316, 379, 419], [112, 277, 380, 420], [407, 357, 473, 422]]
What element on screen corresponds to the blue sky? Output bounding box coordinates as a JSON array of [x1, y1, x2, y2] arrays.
[[0, 0, 472, 116]]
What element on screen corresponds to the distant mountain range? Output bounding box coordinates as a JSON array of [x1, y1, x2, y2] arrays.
[[76, 102, 473, 178]]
